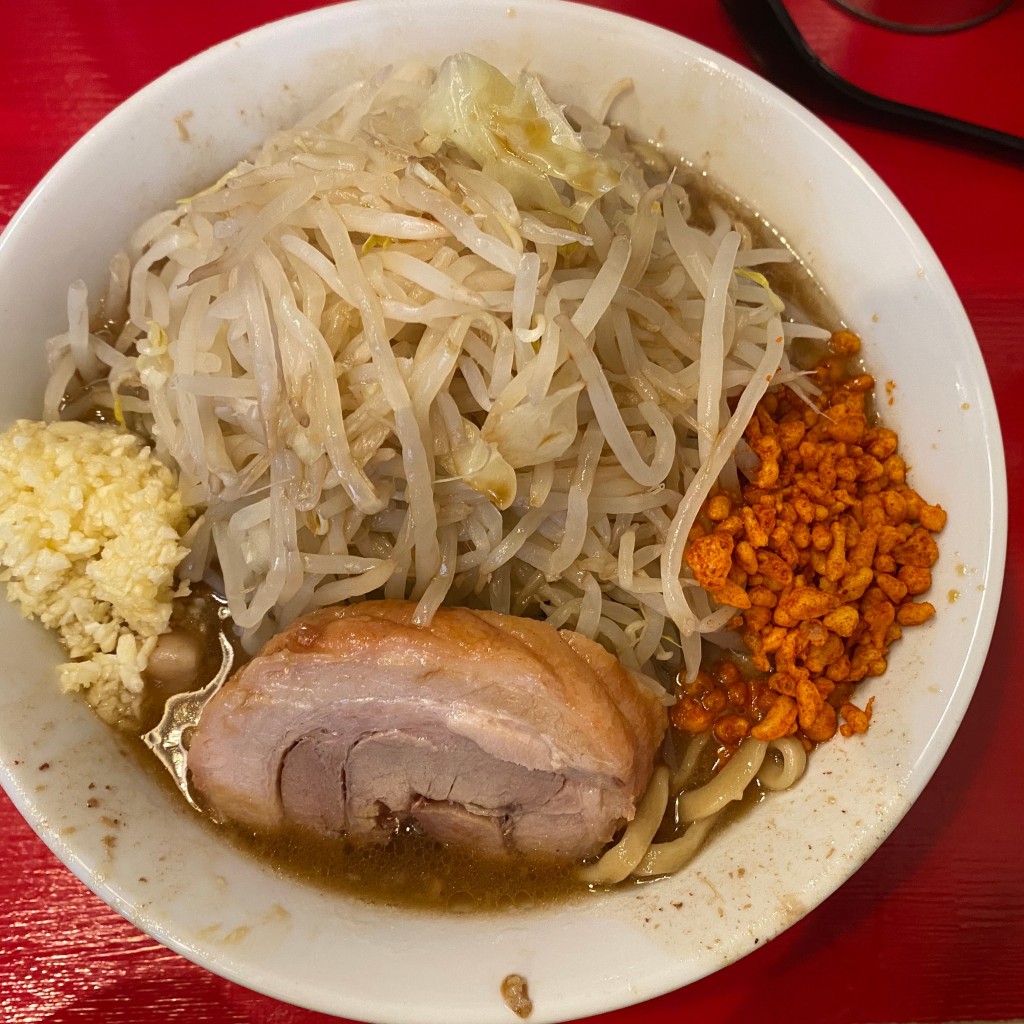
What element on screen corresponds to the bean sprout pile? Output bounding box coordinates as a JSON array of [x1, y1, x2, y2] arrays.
[[47, 53, 828, 683]]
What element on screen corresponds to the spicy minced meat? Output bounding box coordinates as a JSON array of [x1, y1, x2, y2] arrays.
[[676, 330, 945, 756]]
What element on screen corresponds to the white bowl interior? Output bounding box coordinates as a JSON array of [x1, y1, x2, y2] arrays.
[[0, 2, 1005, 1022]]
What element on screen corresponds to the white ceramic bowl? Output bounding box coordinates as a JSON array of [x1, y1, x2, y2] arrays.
[[0, 2, 1006, 1022]]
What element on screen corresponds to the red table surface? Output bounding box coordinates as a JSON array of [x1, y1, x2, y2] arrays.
[[1, 2, 1022, 1023]]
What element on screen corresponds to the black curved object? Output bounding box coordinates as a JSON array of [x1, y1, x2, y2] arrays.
[[721, 0, 1024, 160]]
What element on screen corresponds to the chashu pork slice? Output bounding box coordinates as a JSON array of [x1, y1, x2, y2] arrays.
[[188, 601, 667, 860]]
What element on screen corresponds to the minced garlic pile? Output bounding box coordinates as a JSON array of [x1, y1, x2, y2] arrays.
[[0, 419, 191, 728]]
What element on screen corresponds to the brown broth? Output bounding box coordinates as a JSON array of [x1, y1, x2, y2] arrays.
[[137, 586, 237, 733], [222, 820, 586, 913]]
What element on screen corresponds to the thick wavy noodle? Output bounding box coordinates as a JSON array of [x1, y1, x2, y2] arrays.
[[584, 734, 807, 884], [757, 737, 808, 792], [579, 766, 670, 885], [633, 812, 719, 878], [677, 737, 768, 822], [672, 728, 711, 790]]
